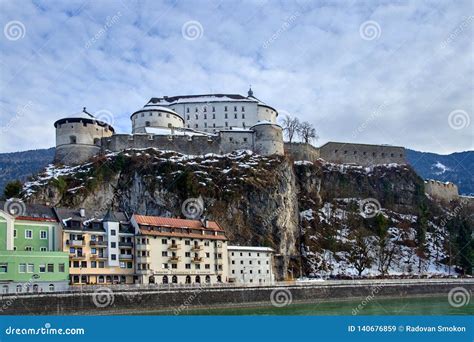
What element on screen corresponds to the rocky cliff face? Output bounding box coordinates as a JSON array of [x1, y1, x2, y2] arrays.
[[23, 148, 472, 279]]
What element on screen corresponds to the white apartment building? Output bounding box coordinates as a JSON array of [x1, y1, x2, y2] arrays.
[[134, 88, 279, 133], [227, 246, 274, 285], [131, 215, 228, 284]]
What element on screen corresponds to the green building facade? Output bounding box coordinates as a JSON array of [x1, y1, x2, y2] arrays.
[[0, 203, 69, 294]]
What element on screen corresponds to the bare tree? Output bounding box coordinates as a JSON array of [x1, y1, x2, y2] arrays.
[[297, 121, 318, 144], [281, 115, 300, 143]]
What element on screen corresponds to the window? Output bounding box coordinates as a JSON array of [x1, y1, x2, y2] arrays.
[[185, 264, 191, 269], [186, 108, 190, 113], [187, 115, 190, 120], [26, 264, 34, 273], [185, 252, 191, 257], [224, 106, 227, 111], [162, 263, 169, 269], [14, 230, 17, 238], [195, 264, 200, 269], [91, 248, 97, 254], [242, 113, 245, 119], [171, 264, 177, 269], [204, 114, 207, 119], [25, 246, 32, 251], [49, 284, 55, 292], [25, 230, 32, 239], [145, 121, 150, 127], [111, 230, 116, 236], [204, 122, 207, 128], [111, 254, 117, 260], [73, 261, 79, 268], [69, 135, 77, 144], [206, 252, 210, 258], [120, 262, 126, 269], [225, 113, 228, 119], [231, 260, 235, 264], [59, 264, 65, 272], [234, 113, 237, 119], [212, 113, 216, 119], [185, 240, 190, 245], [0, 263, 7, 273], [243, 137, 248, 142], [47, 264, 54, 272], [40, 230, 47, 239], [99, 261, 105, 268], [162, 239, 168, 244], [91, 261, 97, 268], [195, 114, 198, 120], [234, 106, 237, 111], [40, 247, 47, 252], [162, 251, 168, 257], [225, 122, 228, 127], [19, 264, 26, 273], [195, 107, 198, 112], [111, 242, 116, 248]]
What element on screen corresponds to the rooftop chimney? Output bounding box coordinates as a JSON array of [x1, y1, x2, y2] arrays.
[[79, 208, 86, 218]]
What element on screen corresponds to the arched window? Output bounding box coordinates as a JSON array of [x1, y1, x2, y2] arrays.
[[162, 275, 168, 284], [106, 276, 112, 283], [49, 284, 55, 292], [33, 284, 39, 293], [185, 275, 191, 284], [172, 275, 178, 284], [205, 275, 211, 283], [195, 275, 201, 284], [69, 135, 77, 144]]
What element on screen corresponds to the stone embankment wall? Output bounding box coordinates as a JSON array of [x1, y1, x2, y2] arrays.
[[1, 280, 471, 315]]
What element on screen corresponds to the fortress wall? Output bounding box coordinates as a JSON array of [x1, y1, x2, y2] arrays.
[[425, 179, 459, 202], [319, 142, 406, 166], [252, 124, 284, 156], [219, 131, 254, 153], [102, 134, 223, 155], [284, 142, 320, 161], [54, 144, 101, 165]]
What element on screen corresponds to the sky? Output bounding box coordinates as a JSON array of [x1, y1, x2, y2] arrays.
[[0, 0, 472, 154]]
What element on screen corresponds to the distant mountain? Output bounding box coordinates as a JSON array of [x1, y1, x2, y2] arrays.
[[0, 148, 55, 197], [0, 147, 472, 196], [406, 149, 474, 195]]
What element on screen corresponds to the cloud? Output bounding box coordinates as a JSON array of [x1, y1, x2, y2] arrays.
[[0, 0, 472, 154]]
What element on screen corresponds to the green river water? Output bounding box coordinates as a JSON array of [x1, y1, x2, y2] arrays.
[[132, 295, 473, 316]]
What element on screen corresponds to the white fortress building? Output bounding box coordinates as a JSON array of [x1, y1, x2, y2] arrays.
[[54, 88, 284, 165], [227, 246, 275, 285]]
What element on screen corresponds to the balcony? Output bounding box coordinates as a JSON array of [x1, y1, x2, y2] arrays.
[[90, 240, 107, 247], [69, 253, 86, 259], [90, 254, 107, 260], [168, 244, 180, 251], [191, 257, 203, 263], [136, 255, 150, 263], [135, 244, 150, 251], [119, 254, 133, 260], [169, 256, 180, 263], [67, 239, 84, 247], [191, 245, 202, 251], [119, 241, 133, 248]]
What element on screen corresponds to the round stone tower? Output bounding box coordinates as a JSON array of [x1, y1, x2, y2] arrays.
[[131, 105, 184, 133], [251, 121, 284, 156], [54, 108, 114, 165]]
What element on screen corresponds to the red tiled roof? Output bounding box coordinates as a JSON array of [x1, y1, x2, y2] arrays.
[[133, 215, 223, 231], [16, 216, 57, 222]]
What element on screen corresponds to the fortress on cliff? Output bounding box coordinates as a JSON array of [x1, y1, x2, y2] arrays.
[[53, 88, 406, 166]]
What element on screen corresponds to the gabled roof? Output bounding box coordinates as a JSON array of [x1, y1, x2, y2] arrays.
[[0, 201, 58, 222], [133, 215, 223, 231]]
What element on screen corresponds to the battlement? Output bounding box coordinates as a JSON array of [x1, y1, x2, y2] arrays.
[[424, 179, 459, 202]]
